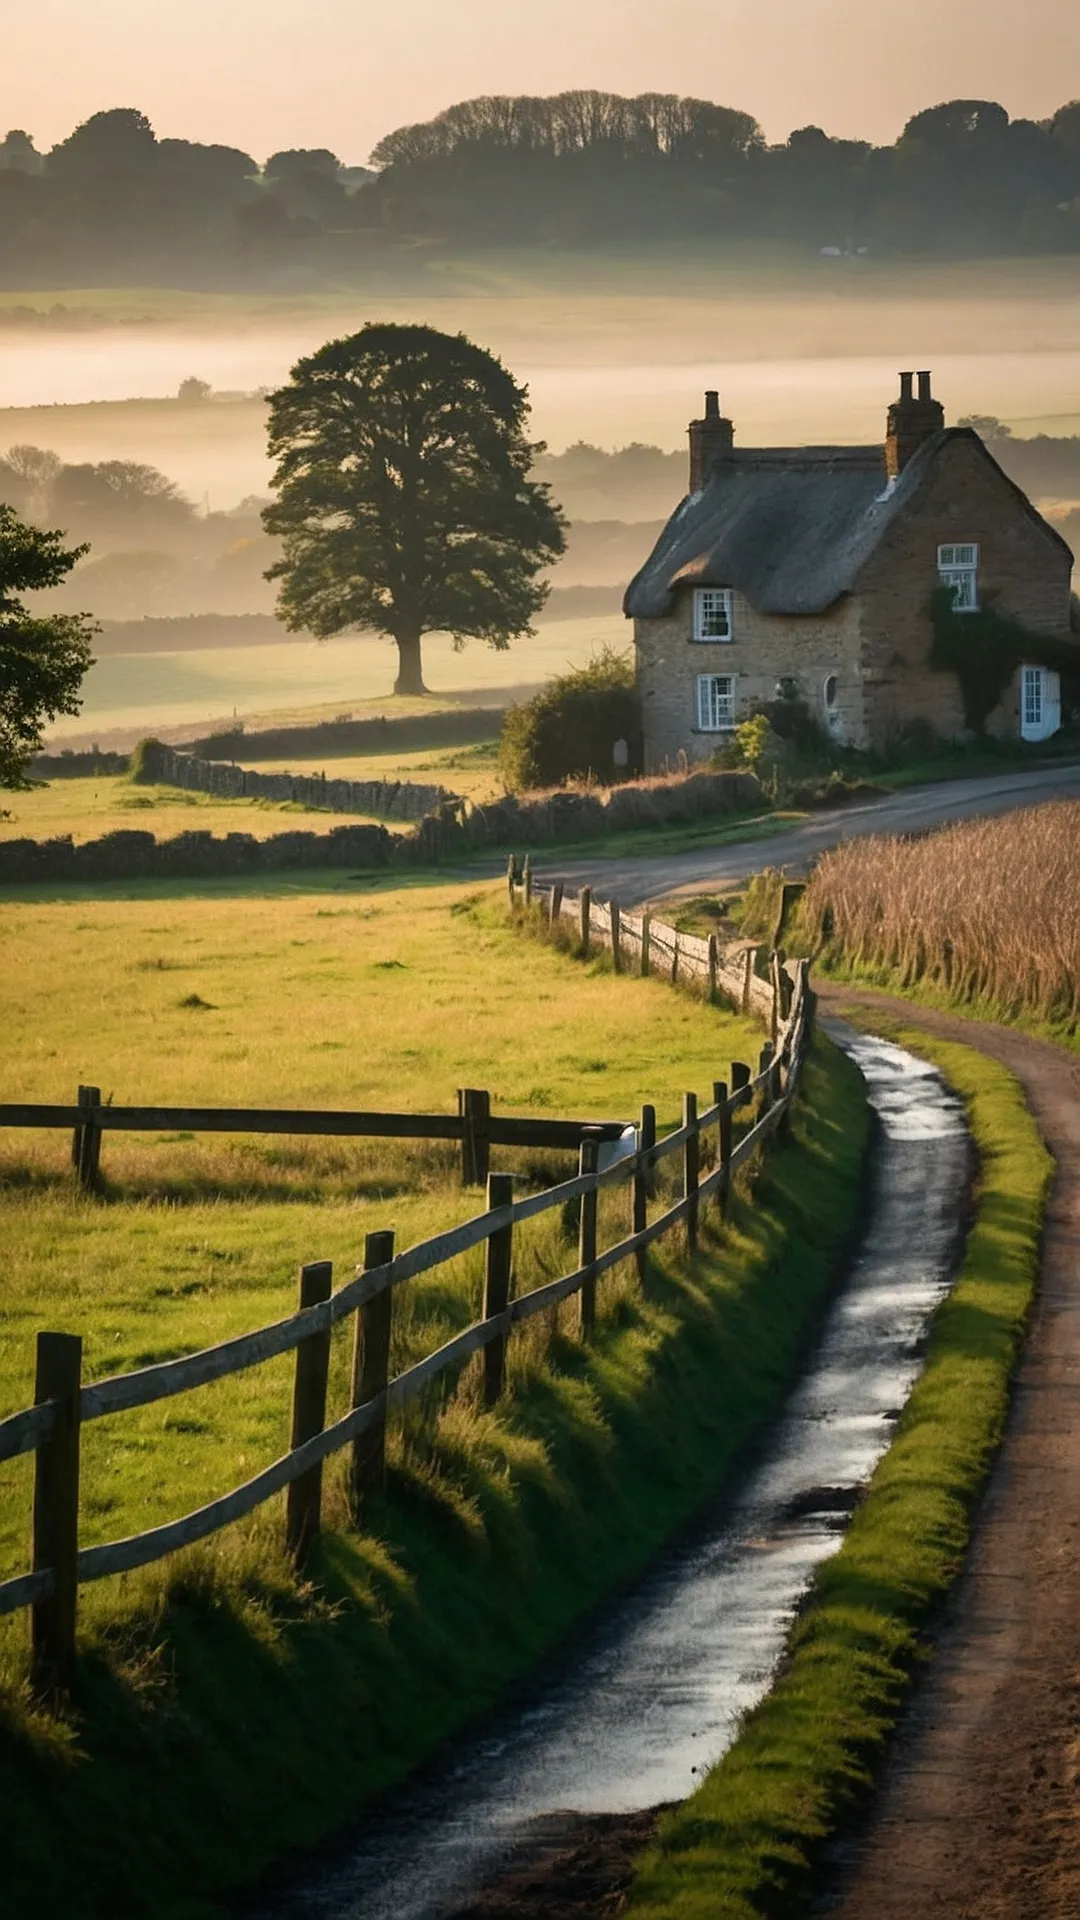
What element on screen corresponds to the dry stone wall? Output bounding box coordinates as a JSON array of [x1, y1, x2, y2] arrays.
[[136, 739, 453, 821]]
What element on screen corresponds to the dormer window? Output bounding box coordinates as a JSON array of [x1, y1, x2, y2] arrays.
[[938, 543, 979, 612], [693, 587, 734, 641]]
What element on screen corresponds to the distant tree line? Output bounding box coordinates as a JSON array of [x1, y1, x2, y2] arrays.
[[3, 93, 1080, 280]]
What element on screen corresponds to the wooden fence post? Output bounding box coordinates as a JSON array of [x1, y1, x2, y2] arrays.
[[671, 930, 680, 985], [610, 900, 621, 973], [715, 1080, 732, 1218], [741, 947, 754, 1014], [458, 1088, 491, 1186], [506, 852, 517, 904], [74, 1085, 102, 1193], [284, 1261, 334, 1565], [579, 886, 592, 958], [683, 1092, 699, 1252], [350, 1230, 395, 1511], [549, 881, 564, 929], [578, 1129, 601, 1340], [639, 910, 651, 978], [757, 1044, 774, 1122], [731, 1062, 752, 1134], [31, 1331, 82, 1704], [633, 1102, 655, 1286], [482, 1173, 514, 1407], [523, 855, 533, 908], [707, 934, 718, 1004]]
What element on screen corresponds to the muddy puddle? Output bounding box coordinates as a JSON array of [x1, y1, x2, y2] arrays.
[[252, 1027, 968, 1920]]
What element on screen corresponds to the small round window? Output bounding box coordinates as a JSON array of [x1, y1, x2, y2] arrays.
[[823, 674, 838, 710]]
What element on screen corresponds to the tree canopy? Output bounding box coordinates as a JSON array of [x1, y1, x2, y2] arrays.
[[0, 507, 96, 785], [263, 323, 566, 695], [1, 91, 1080, 279]]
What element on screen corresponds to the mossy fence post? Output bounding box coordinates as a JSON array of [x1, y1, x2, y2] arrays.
[[459, 1087, 491, 1186], [73, 1085, 102, 1193], [578, 1129, 602, 1339], [639, 911, 651, 978], [285, 1260, 333, 1565], [350, 1230, 395, 1509], [634, 1102, 656, 1286], [31, 1331, 82, 1703], [482, 1172, 515, 1406], [683, 1092, 699, 1252], [715, 1079, 731, 1217]]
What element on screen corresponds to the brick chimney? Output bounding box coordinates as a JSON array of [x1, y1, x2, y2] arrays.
[[688, 390, 735, 491], [885, 370, 945, 478]]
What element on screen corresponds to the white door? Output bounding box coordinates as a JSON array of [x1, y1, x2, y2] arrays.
[[1020, 665, 1062, 743]]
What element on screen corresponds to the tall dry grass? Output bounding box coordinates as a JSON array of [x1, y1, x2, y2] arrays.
[[802, 800, 1080, 1031]]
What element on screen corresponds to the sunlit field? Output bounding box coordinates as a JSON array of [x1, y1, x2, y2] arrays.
[[803, 800, 1080, 1034], [0, 775, 406, 844], [0, 877, 763, 1600], [44, 615, 627, 750]]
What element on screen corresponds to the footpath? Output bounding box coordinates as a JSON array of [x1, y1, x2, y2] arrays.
[[818, 986, 1080, 1920]]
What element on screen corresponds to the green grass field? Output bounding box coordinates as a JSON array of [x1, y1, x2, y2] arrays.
[[45, 616, 626, 750], [0, 878, 764, 1611], [0, 774, 405, 843]]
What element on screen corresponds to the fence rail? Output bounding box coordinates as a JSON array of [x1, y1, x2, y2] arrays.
[[0, 865, 811, 1705], [0, 1092, 630, 1194]]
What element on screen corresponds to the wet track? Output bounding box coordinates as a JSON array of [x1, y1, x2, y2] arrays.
[[254, 1028, 969, 1920]]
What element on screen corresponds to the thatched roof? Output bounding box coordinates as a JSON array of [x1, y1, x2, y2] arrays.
[[623, 428, 1071, 620]]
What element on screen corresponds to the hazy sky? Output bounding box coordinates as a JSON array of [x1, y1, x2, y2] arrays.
[[7, 0, 1080, 163]]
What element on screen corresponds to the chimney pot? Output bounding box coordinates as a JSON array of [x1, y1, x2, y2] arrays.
[[704, 389, 720, 419], [885, 368, 944, 478]]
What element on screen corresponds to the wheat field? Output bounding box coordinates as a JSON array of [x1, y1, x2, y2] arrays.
[[802, 801, 1080, 1031]]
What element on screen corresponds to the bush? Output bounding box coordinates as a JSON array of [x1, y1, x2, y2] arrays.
[[498, 647, 642, 792]]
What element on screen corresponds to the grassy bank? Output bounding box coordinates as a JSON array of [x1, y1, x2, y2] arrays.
[[0, 1018, 868, 1918], [626, 1021, 1050, 1919]]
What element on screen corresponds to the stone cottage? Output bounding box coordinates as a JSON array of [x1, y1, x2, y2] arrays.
[[625, 374, 1075, 764]]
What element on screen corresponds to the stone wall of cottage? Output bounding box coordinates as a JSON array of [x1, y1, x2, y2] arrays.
[[634, 593, 867, 769], [855, 435, 1074, 744]]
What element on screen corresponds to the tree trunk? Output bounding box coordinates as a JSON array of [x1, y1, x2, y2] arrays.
[[393, 629, 428, 696]]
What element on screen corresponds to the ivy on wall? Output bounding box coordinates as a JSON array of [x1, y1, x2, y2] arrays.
[[929, 587, 1080, 733]]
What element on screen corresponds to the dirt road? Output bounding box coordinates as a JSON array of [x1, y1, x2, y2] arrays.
[[817, 986, 1080, 1920], [532, 763, 1080, 907]]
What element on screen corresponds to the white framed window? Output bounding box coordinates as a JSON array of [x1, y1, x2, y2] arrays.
[[693, 586, 734, 641], [696, 673, 737, 731], [938, 542, 979, 612]]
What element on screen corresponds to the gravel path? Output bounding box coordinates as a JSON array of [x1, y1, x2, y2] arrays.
[[531, 763, 1080, 908], [817, 986, 1080, 1920]]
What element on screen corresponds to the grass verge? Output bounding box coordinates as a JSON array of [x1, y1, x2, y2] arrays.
[[625, 1019, 1050, 1919], [0, 1031, 867, 1920]]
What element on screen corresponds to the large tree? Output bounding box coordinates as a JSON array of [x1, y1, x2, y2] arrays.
[[262, 323, 566, 695], [0, 506, 96, 785]]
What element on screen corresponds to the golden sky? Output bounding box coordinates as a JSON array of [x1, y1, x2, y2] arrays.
[[7, 0, 1080, 163]]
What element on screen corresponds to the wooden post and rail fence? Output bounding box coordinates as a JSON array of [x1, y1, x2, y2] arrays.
[[0, 867, 812, 1705]]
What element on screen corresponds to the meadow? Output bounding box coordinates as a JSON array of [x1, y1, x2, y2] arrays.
[[43, 615, 626, 751], [0, 773, 408, 843], [0, 876, 765, 1611], [801, 800, 1080, 1035]]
